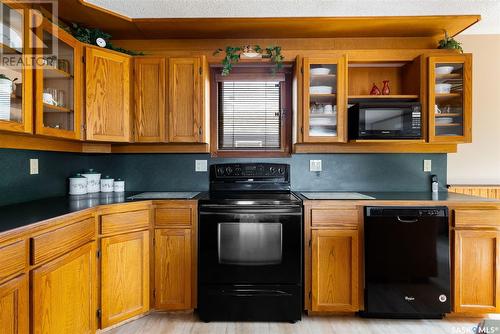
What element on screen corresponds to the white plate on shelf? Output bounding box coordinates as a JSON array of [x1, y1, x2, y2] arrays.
[[310, 68, 331, 75], [435, 83, 452, 94], [435, 117, 454, 124], [309, 126, 337, 136], [435, 66, 454, 75], [310, 117, 337, 126], [310, 86, 333, 94]]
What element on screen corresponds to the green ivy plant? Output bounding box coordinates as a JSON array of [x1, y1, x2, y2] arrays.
[[438, 30, 463, 53], [65, 23, 144, 56], [213, 44, 284, 76]]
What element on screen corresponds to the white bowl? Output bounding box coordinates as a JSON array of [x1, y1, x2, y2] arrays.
[[310, 86, 333, 94], [435, 66, 454, 75], [436, 117, 454, 124], [435, 83, 452, 94], [310, 68, 331, 75]]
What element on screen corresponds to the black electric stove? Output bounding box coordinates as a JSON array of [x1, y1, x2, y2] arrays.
[[198, 163, 303, 322]]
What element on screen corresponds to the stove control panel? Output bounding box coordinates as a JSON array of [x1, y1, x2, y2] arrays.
[[212, 163, 289, 179]]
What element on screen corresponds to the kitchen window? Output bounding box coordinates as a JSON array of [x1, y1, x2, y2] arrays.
[[210, 66, 292, 157]]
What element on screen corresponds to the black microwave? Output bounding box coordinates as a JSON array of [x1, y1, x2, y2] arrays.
[[348, 102, 422, 139]]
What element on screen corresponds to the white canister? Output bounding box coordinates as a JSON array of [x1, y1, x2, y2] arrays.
[[113, 178, 125, 193], [100, 175, 114, 193], [69, 174, 87, 195], [82, 169, 101, 193]]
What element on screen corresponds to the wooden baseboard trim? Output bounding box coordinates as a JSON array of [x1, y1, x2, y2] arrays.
[[98, 312, 150, 333]]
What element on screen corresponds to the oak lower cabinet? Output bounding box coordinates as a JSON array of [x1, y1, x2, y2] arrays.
[[454, 229, 500, 313], [0, 274, 29, 334], [31, 242, 96, 334], [154, 228, 192, 310], [85, 46, 132, 142], [311, 229, 359, 312], [100, 230, 150, 328]]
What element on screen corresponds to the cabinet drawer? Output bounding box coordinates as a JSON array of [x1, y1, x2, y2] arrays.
[[31, 218, 95, 265], [0, 240, 26, 282], [454, 209, 500, 229], [311, 208, 359, 228], [155, 207, 193, 227], [101, 209, 150, 235]]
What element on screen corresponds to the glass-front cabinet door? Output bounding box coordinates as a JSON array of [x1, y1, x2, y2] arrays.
[[0, 2, 32, 133], [429, 55, 472, 143], [302, 56, 347, 143], [35, 19, 82, 140]]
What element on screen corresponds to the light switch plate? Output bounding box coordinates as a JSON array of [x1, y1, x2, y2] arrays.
[[195, 160, 208, 172], [423, 159, 432, 172], [30, 159, 39, 175], [310, 160, 322, 172]]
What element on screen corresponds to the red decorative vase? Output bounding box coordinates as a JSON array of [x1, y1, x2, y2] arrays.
[[370, 83, 381, 95], [382, 80, 390, 95]]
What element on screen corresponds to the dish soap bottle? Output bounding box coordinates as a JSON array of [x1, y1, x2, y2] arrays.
[[431, 175, 439, 193]]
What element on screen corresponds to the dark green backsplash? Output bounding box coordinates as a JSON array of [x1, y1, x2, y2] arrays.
[[0, 149, 90, 206], [0, 149, 447, 206]]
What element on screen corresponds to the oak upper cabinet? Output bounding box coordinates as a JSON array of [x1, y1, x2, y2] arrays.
[[85, 46, 132, 142], [428, 54, 472, 143], [0, 274, 29, 334], [35, 19, 83, 140], [454, 229, 499, 313], [302, 56, 347, 143], [134, 57, 166, 142], [0, 2, 33, 134], [311, 229, 359, 312], [101, 231, 150, 328], [31, 242, 96, 334], [168, 56, 208, 143], [154, 228, 192, 310]]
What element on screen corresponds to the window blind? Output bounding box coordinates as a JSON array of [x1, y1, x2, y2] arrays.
[[218, 81, 282, 150]]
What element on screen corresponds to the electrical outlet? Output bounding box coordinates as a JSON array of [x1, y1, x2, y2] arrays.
[[423, 160, 432, 172], [195, 160, 208, 172], [310, 160, 322, 172], [30, 159, 39, 175]]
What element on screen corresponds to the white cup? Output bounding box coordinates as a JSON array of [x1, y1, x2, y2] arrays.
[[324, 104, 333, 114], [43, 93, 54, 105]]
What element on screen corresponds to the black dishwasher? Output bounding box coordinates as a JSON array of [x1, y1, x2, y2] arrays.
[[361, 206, 450, 319]]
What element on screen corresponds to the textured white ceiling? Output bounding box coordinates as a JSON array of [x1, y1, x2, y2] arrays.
[[84, 0, 500, 34]]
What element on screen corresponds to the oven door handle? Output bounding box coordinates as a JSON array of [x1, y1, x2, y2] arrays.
[[200, 207, 302, 215], [220, 288, 292, 297]]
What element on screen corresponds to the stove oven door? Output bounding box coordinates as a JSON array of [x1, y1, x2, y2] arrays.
[[198, 205, 302, 285]]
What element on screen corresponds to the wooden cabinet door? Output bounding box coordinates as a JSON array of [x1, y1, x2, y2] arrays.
[[454, 230, 499, 313], [0, 4, 33, 134], [134, 57, 166, 142], [311, 229, 359, 312], [85, 47, 131, 142], [35, 19, 83, 140], [154, 228, 192, 310], [302, 56, 347, 143], [168, 57, 204, 143], [101, 231, 149, 328], [428, 54, 472, 143], [0, 274, 28, 334], [32, 242, 96, 334]]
